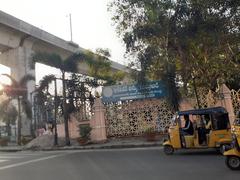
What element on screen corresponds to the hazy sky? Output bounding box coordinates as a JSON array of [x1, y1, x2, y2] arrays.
[[0, 0, 126, 65]]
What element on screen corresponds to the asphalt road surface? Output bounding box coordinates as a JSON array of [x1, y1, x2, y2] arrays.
[[0, 147, 238, 180]]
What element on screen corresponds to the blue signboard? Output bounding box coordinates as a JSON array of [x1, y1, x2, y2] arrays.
[[102, 81, 166, 103]]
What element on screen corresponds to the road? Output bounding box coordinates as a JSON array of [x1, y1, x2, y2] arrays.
[[0, 147, 238, 180]]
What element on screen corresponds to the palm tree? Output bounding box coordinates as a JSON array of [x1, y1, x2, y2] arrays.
[[33, 74, 55, 127], [31, 52, 89, 146], [31, 50, 126, 145], [0, 74, 34, 145], [34, 74, 58, 145]]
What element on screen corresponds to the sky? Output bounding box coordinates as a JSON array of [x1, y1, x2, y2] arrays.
[[0, 0, 127, 83]]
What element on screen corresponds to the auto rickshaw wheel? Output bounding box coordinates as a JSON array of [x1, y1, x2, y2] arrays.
[[225, 156, 240, 170], [163, 145, 174, 155]]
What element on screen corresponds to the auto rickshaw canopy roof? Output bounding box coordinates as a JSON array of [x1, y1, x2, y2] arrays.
[[178, 107, 228, 116]]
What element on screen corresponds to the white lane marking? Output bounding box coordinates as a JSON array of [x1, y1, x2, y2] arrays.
[[0, 153, 40, 156], [0, 156, 23, 159], [0, 160, 8, 163], [0, 153, 51, 159], [0, 152, 60, 157], [0, 154, 66, 170]]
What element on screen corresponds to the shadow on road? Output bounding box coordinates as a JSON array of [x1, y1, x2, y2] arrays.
[[173, 149, 220, 156]]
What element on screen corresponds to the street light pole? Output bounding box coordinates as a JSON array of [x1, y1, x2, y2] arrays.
[[69, 13, 73, 42], [17, 96, 22, 145]]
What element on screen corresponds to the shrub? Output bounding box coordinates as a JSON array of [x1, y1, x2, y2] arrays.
[[0, 137, 9, 146], [144, 126, 155, 134], [21, 136, 33, 145], [79, 125, 92, 140]]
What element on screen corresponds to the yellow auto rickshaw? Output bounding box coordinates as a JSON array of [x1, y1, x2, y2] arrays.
[[224, 118, 240, 170], [163, 107, 232, 155]]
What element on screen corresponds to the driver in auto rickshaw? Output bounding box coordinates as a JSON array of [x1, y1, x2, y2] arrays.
[[181, 115, 194, 147], [182, 114, 211, 147], [182, 115, 194, 135], [163, 107, 232, 155], [197, 115, 211, 145]]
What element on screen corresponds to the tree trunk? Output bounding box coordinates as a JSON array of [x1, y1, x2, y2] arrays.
[[62, 71, 70, 146], [6, 121, 11, 137], [54, 78, 58, 146], [17, 96, 22, 145]]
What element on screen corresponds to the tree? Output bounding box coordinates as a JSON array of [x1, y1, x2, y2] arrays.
[[0, 100, 18, 137], [0, 74, 34, 145], [34, 75, 56, 128], [109, 0, 240, 109], [34, 74, 59, 145], [109, 0, 181, 110], [31, 52, 87, 145], [87, 48, 126, 85], [31, 50, 127, 144]]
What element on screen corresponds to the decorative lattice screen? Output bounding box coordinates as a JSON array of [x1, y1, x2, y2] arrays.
[[104, 99, 173, 137], [231, 89, 240, 116], [195, 88, 218, 108]]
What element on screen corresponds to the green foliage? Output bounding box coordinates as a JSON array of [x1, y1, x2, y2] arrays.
[[0, 100, 17, 126], [87, 48, 126, 85], [0, 74, 34, 119], [66, 73, 96, 110], [95, 48, 111, 58], [21, 136, 33, 145], [0, 74, 34, 99], [31, 50, 125, 86], [144, 126, 155, 134], [34, 74, 57, 123], [79, 125, 92, 139], [38, 74, 56, 91], [31, 52, 87, 145], [31, 52, 86, 73], [0, 74, 34, 143], [162, 63, 180, 111], [35, 74, 56, 107], [109, 0, 240, 105]]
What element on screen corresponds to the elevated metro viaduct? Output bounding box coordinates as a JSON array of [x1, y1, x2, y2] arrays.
[[0, 10, 129, 96], [0, 10, 129, 136]]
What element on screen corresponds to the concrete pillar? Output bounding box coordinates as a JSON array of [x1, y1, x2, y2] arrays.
[[219, 84, 235, 124], [0, 46, 36, 136], [0, 47, 35, 96], [90, 98, 107, 143]]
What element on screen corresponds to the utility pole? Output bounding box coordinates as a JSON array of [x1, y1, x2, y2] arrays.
[[17, 96, 22, 145], [69, 13, 73, 42]]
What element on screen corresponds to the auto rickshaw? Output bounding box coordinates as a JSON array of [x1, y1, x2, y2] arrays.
[[224, 118, 240, 170], [163, 107, 232, 155]]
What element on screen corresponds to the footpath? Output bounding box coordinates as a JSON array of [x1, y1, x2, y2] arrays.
[[0, 136, 165, 152]]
